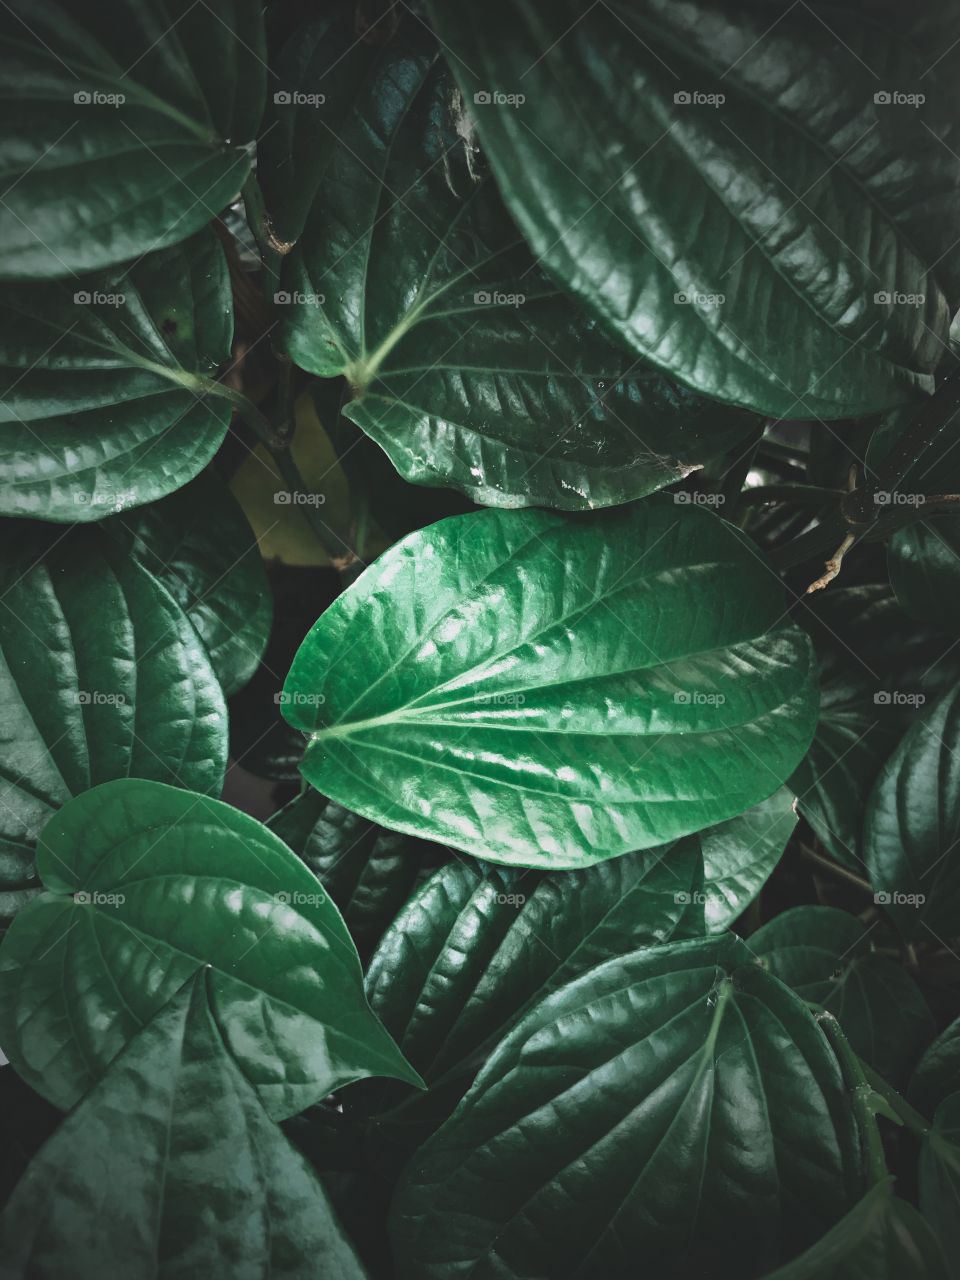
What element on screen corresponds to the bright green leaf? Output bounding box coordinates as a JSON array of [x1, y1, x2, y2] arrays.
[[0, 231, 234, 522], [0, 2, 265, 278], [389, 934, 863, 1279], [0, 972, 367, 1279], [426, 0, 958, 418], [281, 501, 818, 867], [0, 779, 421, 1118]]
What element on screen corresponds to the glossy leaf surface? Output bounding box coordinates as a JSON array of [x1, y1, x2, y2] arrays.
[[0, 973, 367, 1279], [750, 906, 934, 1086], [390, 934, 862, 1279], [282, 502, 818, 867], [427, 0, 958, 418], [366, 841, 703, 1089], [0, 528, 226, 920], [272, 23, 754, 510], [110, 469, 272, 696], [865, 683, 960, 942], [0, 780, 420, 1118], [0, 1, 265, 278], [0, 231, 234, 521]]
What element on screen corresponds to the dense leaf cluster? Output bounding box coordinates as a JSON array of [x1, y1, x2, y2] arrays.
[[1, 1, 959, 1277]]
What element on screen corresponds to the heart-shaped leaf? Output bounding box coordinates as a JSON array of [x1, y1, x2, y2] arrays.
[[0, 0, 265, 278], [0, 230, 235, 521], [865, 683, 960, 942], [0, 527, 226, 920], [268, 21, 755, 511], [389, 933, 863, 1279], [267, 789, 447, 962], [0, 972, 366, 1279], [750, 906, 935, 1086], [426, 0, 958, 418], [0, 779, 421, 1118], [109, 469, 272, 697], [281, 500, 818, 867], [761, 1179, 950, 1280]]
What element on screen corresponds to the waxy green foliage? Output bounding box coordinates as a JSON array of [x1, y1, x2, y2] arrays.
[[0, 973, 367, 1280], [0, 780, 420, 1119], [270, 21, 754, 511], [0, 0, 265, 278], [282, 501, 817, 866], [427, 0, 959, 418]]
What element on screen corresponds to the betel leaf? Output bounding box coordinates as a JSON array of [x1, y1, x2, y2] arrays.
[[267, 789, 446, 962], [697, 784, 796, 931], [749, 906, 935, 1087], [0, 230, 235, 523], [865, 682, 960, 943], [0, 0, 265, 278], [0, 526, 226, 920], [919, 1092, 960, 1268], [0, 779, 420, 1118], [108, 469, 272, 697], [270, 20, 755, 511], [389, 934, 863, 1280], [281, 501, 818, 867], [365, 840, 704, 1091], [761, 1179, 950, 1280], [427, 0, 958, 419], [0, 972, 366, 1280], [911, 1015, 960, 1118]]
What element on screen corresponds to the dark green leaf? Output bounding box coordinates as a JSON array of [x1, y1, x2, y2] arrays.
[[0, 231, 234, 521], [109, 468, 272, 697], [761, 1179, 950, 1280], [910, 1015, 960, 1118], [865, 683, 960, 942], [791, 585, 942, 870], [427, 0, 958, 418], [267, 789, 446, 962], [0, 972, 367, 1279], [750, 906, 935, 1086], [0, 527, 226, 920], [0, 779, 420, 1118], [366, 841, 704, 1090], [0, 2, 265, 278], [270, 23, 754, 510], [282, 501, 818, 867], [389, 934, 863, 1279], [919, 1092, 960, 1269], [889, 520, 960, 633]]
